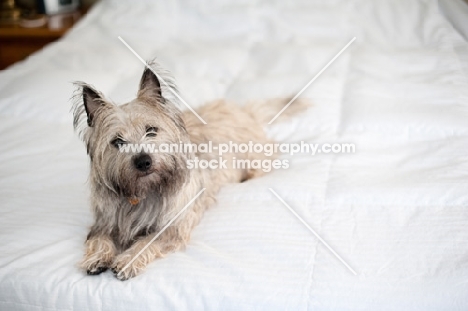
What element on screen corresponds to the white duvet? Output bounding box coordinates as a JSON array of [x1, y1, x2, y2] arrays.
[[1, 0, 468, 310]]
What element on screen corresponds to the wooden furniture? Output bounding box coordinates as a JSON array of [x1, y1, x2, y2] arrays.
[[0, 14, 79, 69]]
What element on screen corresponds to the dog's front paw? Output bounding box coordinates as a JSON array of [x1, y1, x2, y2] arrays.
[[80, 236, 116, 276], [87, 265, 108, 275], [111, 252, 147, 281], [82, 255, 110, 275]]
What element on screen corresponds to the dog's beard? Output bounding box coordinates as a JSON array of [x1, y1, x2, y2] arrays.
[[105, 153, 189, 201]]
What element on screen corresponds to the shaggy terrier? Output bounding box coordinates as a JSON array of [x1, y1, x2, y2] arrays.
[[73, 62, 306, 280]]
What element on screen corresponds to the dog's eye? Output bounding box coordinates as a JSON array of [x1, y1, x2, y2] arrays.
[[111, 138, 126, 148], [146, 127, 158, 137]]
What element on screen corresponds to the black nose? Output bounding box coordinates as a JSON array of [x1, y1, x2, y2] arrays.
[[133, 154, 152, 172]]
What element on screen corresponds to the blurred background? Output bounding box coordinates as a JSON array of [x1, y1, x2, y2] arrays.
[[1, 0, 467, 70], [0, 0, 98, 69], [16, 0, 96, 9]]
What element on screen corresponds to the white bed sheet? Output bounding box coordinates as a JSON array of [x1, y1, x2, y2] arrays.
[[1, 0, 468, 310]]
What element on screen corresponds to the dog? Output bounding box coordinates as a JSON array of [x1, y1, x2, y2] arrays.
[[72, 62, 307, 280]]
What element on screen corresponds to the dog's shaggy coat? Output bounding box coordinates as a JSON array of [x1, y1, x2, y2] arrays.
[[73, 63, 306, 280]]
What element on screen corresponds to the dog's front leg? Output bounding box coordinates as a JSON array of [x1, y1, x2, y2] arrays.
[[80, 229, 117, 275], [111, 227, 189, 281]]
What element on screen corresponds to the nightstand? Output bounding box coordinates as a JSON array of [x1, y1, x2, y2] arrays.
[[0, 13, 81, 69]]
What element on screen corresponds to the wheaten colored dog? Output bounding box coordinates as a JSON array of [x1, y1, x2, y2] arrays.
[[73, 62, 307, 280]]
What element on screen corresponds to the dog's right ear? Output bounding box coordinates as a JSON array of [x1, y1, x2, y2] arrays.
[[81, 84, 105, 127]]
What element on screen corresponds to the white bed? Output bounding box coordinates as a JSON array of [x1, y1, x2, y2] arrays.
[[1, 0, 468, 309]]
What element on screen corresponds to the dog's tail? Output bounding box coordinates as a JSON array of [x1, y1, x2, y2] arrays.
[[246, 97, 311, 125]]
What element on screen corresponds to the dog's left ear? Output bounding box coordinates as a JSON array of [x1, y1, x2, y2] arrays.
[[138, 66, 162, 99]]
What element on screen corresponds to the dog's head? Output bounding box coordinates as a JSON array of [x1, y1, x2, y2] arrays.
[[73, 64, 190, 201]]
